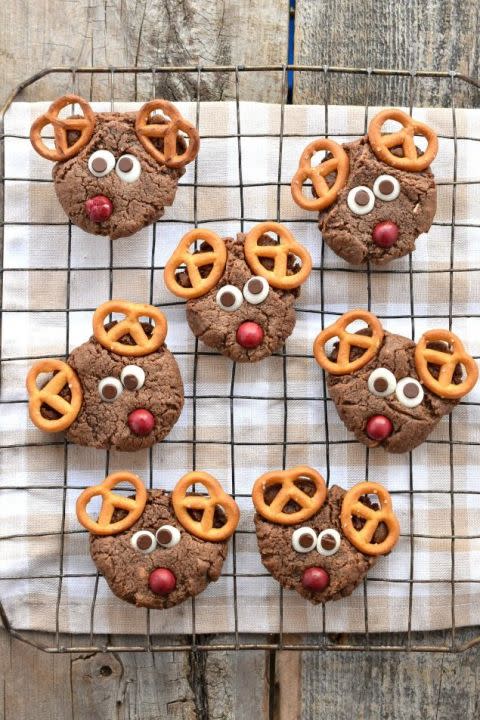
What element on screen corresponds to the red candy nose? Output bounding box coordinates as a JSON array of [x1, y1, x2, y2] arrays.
[[85, 195, 113, 222], [149, 568, 176, 595], [236, 321, 264, 349], [128, 408, 155, 436], [302, 567, 330, 592], [366, 415, 393, 441], [372, 221, 399, 248]]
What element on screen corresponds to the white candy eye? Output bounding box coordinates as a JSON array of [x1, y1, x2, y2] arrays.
[[216, 285, 243, 312], [243, 276, 269, 304], [131, 530, 157, 554], [317, 529, 341, 556], [156, 524, 181, 548], [368, 368, 397, 397], [396, 377, 424, 408], [98, 376, 123, 402], [120, 365, 145, 391], [291, 527, 317, 553], [115, 154, 141, 183], [88, 149, 115, 178], [373, 174, 400, 202], [347, 186, 375, 215]]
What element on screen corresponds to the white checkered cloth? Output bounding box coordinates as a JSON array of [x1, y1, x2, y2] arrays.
[[1, 101, 479, 636]]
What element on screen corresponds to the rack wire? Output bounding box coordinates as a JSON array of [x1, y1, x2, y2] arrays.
[[1, 65, 480, 655]]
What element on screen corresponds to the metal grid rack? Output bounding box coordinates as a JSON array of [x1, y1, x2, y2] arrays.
[[1, 65, 480, 655]]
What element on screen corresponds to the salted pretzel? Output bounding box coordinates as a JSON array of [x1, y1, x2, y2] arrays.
[[252, 466, 327, 525], [30, 94, 95, 162], [414, 329, 478, 400], [135, 99, 200, 168], [26, 359, 83, 433], [291, 138, 350, 211], [92, 300, 167, 357], [76, 471, 148, 536], [341, 481, 400, 556], [314, 310, 384, 376], [172, 471, 239, 542], [368, 109, 438, 172], [244, 222, 312, 290], [164, 229, 228, 299]]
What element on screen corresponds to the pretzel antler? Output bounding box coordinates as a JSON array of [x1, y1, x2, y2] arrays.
[[291, 138, 350, 212], [341, 481, 400, 556], [313, 310, 384, 376], [244, 222, 312, 290], [135, 99, 200, 168], [368, 109, 438, 172], [92, 300, 167, 357], [30, 94, 95, 162], [252, 466, 327, 525], [415, 329, 478, 400], [164, 229, 227, 299], [26, 359, 83, 432], [76, 471, 148, 535]]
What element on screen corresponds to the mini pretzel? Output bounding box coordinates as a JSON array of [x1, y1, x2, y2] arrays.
[[314, 310, 384, 376], [30, 94, 95, 162], [244, 222, 312, 290], [164, 229, 227, 299], [172, 471, 240, 542], [252, 466, 327, 525], [135, 99, 200, 168], [341, 482, 400, 556], [415, 329, 478, 400], [76, 471, 148, 536], [291, 138, 350, 211], [92, 300, 167, 357], [368, 109, 438, 172], [26, 359, 83, 433]]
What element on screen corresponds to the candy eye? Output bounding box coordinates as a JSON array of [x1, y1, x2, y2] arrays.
[[243, 276, 269, 304], [115, 154, 141, 183], [291, 527, 317, 553], [373, 174, 400, 201], [131, 530, 157, 554], [347, 186, 375, 215], [368, 368, 397, 397], [98, 376, 123, 402], [88, 149, 115, 178], [120, 365, 145, 391], [317, 529, 341, 556], [216, 285, 243, 312], [156, 524, 181, 548], [396, 377, 424, 408]]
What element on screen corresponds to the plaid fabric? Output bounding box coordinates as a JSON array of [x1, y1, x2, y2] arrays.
[[0, 101, 479, 636]]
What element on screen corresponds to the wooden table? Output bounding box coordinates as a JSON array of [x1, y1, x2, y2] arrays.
[[1, 2, 479, 718]]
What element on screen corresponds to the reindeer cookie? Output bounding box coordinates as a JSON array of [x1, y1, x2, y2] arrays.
[[76, 470, 239, 608], [164, 222, 312, 362], [26, 300, 184, 451], [291, 109, 438, 265], [313, 310, 478, 453], [30, 95, 199, 239], [253, 466, 399, 603]]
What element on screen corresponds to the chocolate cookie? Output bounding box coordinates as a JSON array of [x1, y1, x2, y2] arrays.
[[26, 300, 184, 452], [30, 95, 199, 239], [291, 109, 438, 265], [313, 310, 478, 453], [76, 470, 239, 609], [252, 467, 399, 603], [164, 222, 312, 362]]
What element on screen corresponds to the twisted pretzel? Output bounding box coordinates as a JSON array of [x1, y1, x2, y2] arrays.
[[313, 310, 384, 376], [164, 229, 227, 299], [341, 482, 400, 556], [252, 466, 327, 526], [291, 138, 350, 211], [172, 471, 239, 542], [30, 94, 95, 162], [76, 471, 148, 536], [93, 300, 167, 357], [368, 109, 438, 172], [135, 99, 200, 168], [244, 222, 312, 290], [26, 359, 83, 433], [415, 329, 478, 400]]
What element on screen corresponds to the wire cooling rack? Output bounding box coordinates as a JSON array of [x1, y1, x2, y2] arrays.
[[1, 65, 480, 655]]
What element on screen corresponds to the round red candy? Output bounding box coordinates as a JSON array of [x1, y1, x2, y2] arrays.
[[302, 567, 330, 592], [372, 221, 399, 248], [366, 415, 393, 441], [128, 408, 155, 436], [85, 195, 113, 223], [148, 568, 176, 595], [236, 321, 264, 349]]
